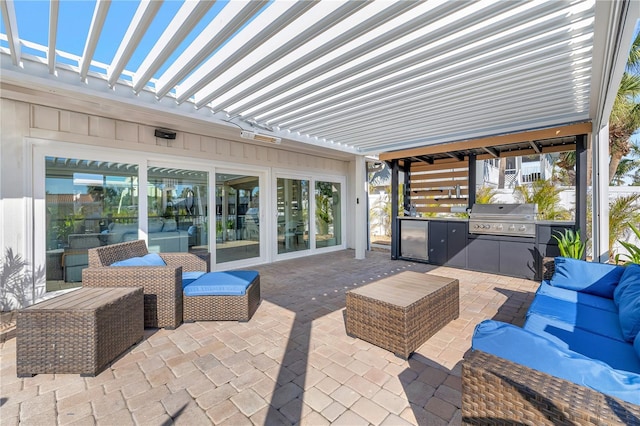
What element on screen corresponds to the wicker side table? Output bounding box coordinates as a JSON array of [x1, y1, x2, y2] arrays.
[[17, 287, 143, 377], [346, 271, 459, 359]]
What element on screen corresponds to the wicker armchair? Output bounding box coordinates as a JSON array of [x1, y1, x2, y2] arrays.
[[82, 240, 210, 329], [462, 350, 640, 425]]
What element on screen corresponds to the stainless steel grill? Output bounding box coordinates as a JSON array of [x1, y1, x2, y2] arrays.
[[468, 203, 537, 238]]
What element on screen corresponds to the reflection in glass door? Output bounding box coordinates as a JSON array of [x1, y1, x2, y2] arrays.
[[315, 181, 341, 248], [216, 173, 260, 264], [277, 178, 309, 254], [147, 167, 208, 254]]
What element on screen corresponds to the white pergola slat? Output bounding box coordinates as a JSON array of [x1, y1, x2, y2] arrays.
[[247, 2, 591, 125], [210, 0, 426, 115], [79, 0, 110, 81], [177, 1, 318, 105], [47, 0, 59, 74], [154, 0, 268, 99], [0, 0, 21, 66], [107, 0, 162, 87], [0, 0, 637, 156], [132, 0, 213, 94], [192, 0, 369, 110]]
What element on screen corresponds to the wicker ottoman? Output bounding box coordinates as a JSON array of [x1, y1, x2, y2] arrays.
[[17, 287, 144, 377], [346, 271, 459, 359], [183, 271, 261, 322]]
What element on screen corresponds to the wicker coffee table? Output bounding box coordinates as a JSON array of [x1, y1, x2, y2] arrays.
[[346, 271, 459, 359], [17, 287, 144, 377]]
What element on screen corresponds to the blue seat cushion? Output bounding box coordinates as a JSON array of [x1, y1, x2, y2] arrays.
[[472, 320, 640, 404], [523, 313, 640, 373], [614, 264, 640, 341], [536, 281, 617, 313], [183, 271, 259, 296], [550, 257, 624, 299], [182, 271, 206, 288], [111, 253, 166, 267], [527, 294, 623, 341]]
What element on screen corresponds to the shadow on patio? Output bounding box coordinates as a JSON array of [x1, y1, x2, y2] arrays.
[[0, 249, 539, 425]]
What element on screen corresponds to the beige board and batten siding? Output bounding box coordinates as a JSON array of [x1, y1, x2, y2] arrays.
[[28, 102, 349, 174]]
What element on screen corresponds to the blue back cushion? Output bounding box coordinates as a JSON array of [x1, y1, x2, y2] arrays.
[[614, 264, 640, 341], [526, 294, 624, 342], [536, 281, 617, 313], [550, 257, 624, 299], [472, 320, 640, 405], [111, 253, 166, 267]]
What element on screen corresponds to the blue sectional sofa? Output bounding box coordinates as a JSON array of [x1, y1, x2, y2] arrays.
[[462, 258, 640, 424]]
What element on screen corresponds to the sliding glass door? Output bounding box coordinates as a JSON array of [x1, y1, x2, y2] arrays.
[[45, 156, 139, 290], [215, 173, 261, 264], [277, 177, 309, 254], [315, 181, 341, 248], [147, 167, 208, 254]]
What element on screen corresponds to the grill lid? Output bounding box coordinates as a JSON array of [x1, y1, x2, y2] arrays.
[[469, 203, 537, 221]]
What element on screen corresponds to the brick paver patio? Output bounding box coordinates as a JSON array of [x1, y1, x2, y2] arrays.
[[0, 249, 539, 425]]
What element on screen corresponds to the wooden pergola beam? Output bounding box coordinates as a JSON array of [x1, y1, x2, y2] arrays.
[[379, 122, 591, 161]]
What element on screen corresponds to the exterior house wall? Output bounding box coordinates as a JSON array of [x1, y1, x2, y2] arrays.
[[1, 98, 355, 310]]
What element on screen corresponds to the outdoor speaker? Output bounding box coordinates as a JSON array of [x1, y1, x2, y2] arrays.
[[154, 128, 176, 139]]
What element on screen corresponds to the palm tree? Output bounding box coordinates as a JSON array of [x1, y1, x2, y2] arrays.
[[514, 179, 571, 221], [609, 32, 640, 183], [612, 140, 640, 185], [609, 193, 640, 255]]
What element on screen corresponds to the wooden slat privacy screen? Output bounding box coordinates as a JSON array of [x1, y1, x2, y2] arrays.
[[409, 161, 469, 214]]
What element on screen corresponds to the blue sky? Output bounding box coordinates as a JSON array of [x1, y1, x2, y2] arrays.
[[1, 1, 234, 79]]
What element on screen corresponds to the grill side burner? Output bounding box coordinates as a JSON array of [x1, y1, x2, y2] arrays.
[[468, 203, 537, 238]]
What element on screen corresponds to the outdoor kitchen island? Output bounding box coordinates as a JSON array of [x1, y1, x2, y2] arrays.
[[397, 216, 575, 281]]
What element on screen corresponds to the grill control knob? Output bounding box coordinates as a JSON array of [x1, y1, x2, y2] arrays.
[[519, 225, 527, 231], [496, 224, 503, 230], [509, 225, 516, 231]]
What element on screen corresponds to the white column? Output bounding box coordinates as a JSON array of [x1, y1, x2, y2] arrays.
[[593, 124, 610, 262], [354, 155, 366, 259]]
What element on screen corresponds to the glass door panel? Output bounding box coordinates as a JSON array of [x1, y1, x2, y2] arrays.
[[45, 156, 138, 290], [315, 181, 341, 248], [216, 173, 260, 264], [277, 178, 309, 254], [147, 167, 208, 254]]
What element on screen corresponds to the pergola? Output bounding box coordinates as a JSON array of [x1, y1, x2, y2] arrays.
[[1, 0, 638, 259]]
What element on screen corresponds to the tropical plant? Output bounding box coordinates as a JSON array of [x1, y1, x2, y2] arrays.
[[609, 193, 640, 253], [555, 151, 576, 186], [475, 186, 498, 204], [615, 223, 640, 264], [513, 179, 572, 220], [1, 248, 46, 310], [612, 141, 640, 185], [552, 229, 586, 259], [609, 31, 640, 183]]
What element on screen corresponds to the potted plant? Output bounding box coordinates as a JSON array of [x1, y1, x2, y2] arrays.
[[552, 228, 587, 259], [542, 229, 587, 280]]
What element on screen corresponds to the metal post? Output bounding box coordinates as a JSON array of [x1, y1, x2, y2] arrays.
[[576, 134, 588, 255], [468, 153, 477, 208], [390, 160, 399, 260]]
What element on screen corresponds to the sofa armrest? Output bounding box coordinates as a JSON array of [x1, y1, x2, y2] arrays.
[[160, 252, 210, 272], [82, 266, 182, 328], [462, 350, 640, 425]]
